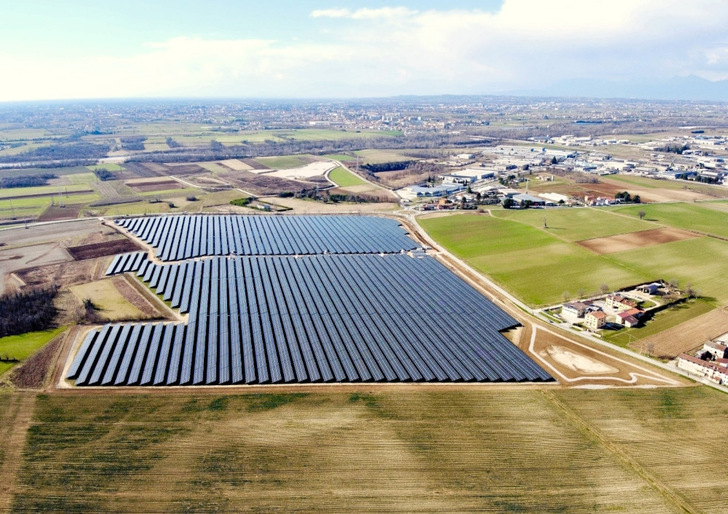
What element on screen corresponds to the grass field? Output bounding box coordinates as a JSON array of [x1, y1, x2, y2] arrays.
[[614, 202, 728, 239], [421, 207, 728, 307], [328, 166, 367, 187], [254, 155, 313, 169], [493, 207, 653, 242], [0, 327, 66, 376], [69, 280, 144, 320], [321, 153, 355, 161], [87, 164, 125, 172], [7, 387, 724, 511], [0, 183, 93, 199], [419, 214, 649, 306], [609, 236, 728, 304]]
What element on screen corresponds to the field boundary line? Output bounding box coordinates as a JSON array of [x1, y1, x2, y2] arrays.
[[542, 390, 696, 514], [0, 393, 36, 511]]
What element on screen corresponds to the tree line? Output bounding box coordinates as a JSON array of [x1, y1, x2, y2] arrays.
[[0, 286, 58, 337]]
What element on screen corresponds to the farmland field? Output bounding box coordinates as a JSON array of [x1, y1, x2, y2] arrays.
[[419, 214, 648, 306], [493, 207, 653, 241], [611, 236, 728, 304], [329, 166, 367, 187], [8, 387, 725, 511], [421, 208, 728, 308], [614, 202, 728, 239], [254, 155, 313, 169]]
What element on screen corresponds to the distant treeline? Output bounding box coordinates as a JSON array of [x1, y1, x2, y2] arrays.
[[0, 286, 58, 338], [125, 133, 490, 165], [0, 173, 57, 188], [362, 161, 416, 173], [657, 144, 690, 154], [120, 136, 147, 151], [0, 142, 109, 164]]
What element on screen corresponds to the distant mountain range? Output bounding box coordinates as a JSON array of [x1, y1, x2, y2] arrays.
[[510, 75, 728, 102]]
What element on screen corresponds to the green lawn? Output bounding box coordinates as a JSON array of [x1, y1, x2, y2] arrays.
[[614, 202, 728, 239], [329, 167, 367, 187], [493, 207, 653, 242], [0, 327, 66, 376]]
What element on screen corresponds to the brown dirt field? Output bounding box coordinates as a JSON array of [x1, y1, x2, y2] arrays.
[[240, 158, 270, 170], [219, 170, 310, 195], [36, 203, 85, 222], [577, 228, 698, 254], [16, 260, 97, 288], [164, 163, 206, 176], [128, 181, 182, 193], [550, 179, 716, 204], [630, 307, 728, 359], [66, 239, 142, 261], [122, 162, 165, 178]]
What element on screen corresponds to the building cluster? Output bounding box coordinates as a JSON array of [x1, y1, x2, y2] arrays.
[[555, 283, 666, 332], [677, 340, 728, 385]]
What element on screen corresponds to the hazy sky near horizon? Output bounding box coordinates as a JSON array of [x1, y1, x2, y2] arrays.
[[2, 0, 728, 101]]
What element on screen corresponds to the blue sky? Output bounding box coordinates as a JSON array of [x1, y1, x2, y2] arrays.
[[1, 0, 727, 101]]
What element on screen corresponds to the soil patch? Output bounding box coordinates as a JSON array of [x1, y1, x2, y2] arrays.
[[36, 204, 85, 222], [577, 228, 698, 254], [66, 239, 143, 261], [127, 179, 182, 193], [16, 260, 97, 289]]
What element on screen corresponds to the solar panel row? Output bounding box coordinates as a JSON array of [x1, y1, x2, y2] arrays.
[[70, 254, 553, 385], [116, 215, 419, 260]]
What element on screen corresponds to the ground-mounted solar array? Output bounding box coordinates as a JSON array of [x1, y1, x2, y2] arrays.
[[116, 214, 419, 260], [69, 253, 552, 385]]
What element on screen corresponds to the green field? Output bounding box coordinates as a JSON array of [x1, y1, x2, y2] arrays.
[[614, 202, 728, 239], [611, 236, 728, 304], [419, 214, 648, 306], [493, 207, 653, 242], [254, 155, 313, 169], [0, 193, 100, 219], [0, 166, 91, 179], [329, 166, 367, 187], [422, 206, 728, 307], [0, 327, 66, 376], [607, 174, 728, 197], [0, 183, 93, 199], [321, 153, 355, 161], [6, 387, 724, 511]]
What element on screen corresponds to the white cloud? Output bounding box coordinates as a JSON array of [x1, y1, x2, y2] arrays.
[[2, 0, 728, 100]]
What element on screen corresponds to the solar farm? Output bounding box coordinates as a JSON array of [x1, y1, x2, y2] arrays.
[[67, 214, 552, 386]]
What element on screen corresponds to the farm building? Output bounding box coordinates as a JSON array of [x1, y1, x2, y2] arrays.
[[617, 308, 644, 328], [585, 310, 607, 331], [511, 194, 546, 207], [605, 294, 638, 312], [676, 353, 728, 384], [562, 302, 591, 318], [701, 342, 728, 360], [637, 282, 662, 295]]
